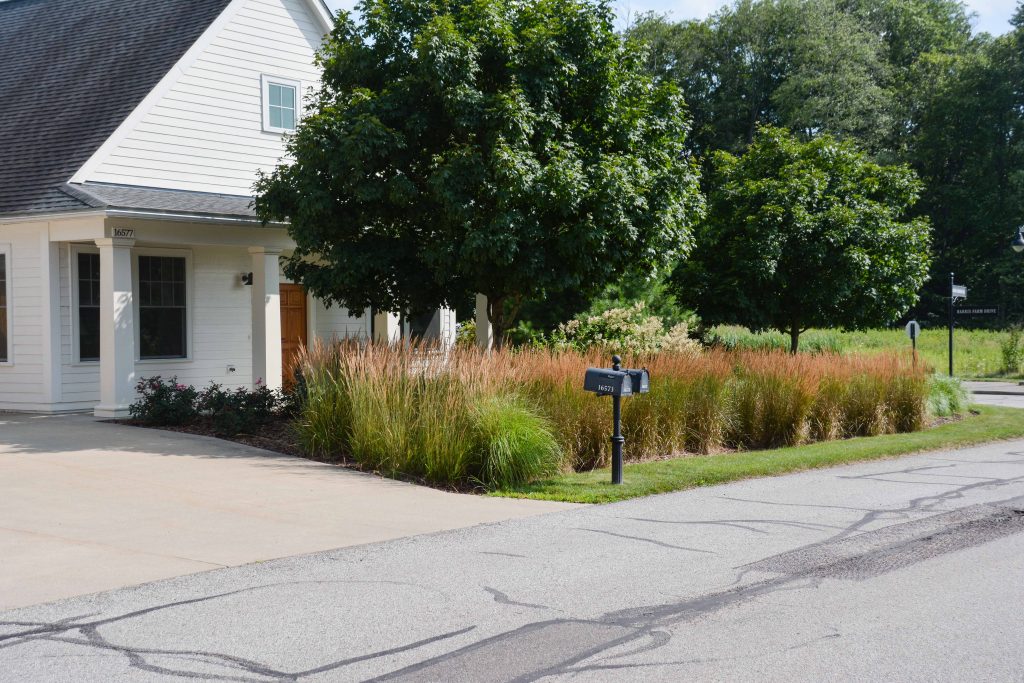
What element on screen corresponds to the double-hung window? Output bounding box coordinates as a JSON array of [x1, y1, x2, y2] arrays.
[[261, 75, 299, 133], [138, 255, 187, 359], [77, 252, 100, 362], [0, 250, 8, 363]]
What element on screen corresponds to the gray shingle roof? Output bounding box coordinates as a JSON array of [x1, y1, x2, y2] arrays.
[[0, 0, 234, 216], [63, 182, 257, 220]]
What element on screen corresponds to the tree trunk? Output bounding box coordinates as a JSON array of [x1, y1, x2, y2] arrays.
[[789, 326, 800, 354]]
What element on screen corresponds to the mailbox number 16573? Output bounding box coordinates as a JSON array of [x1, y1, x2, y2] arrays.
[[598, 385, 614, 393]]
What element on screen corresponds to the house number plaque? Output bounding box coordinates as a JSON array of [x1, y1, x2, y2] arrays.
[[112, 228, 135, 238]]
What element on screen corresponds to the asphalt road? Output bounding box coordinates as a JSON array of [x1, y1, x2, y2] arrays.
[[3, 434, 1024, 682]]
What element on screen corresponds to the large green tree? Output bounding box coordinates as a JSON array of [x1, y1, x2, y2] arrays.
[[254, 0, 704, 348], [673, 126, 932, 351]]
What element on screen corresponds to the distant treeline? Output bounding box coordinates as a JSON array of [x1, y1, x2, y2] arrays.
[[629, 0, 1024, 324]]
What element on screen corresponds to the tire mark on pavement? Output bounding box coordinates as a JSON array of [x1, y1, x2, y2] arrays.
[[484, 587, 550, 611]]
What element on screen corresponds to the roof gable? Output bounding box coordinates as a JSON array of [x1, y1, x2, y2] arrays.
[[0, 0, 235, 215]]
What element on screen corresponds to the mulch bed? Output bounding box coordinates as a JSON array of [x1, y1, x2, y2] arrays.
[[114, 418, 305, 458]]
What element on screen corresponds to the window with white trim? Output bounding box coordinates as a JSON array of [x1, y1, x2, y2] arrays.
[[261, 75, 299, 133], [138, 255, 187, 359], [76, 251, 101, 362], [0, 250, 8, 363]]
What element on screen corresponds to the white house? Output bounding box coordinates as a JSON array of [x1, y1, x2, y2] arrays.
[[0, 0, 456, 416]]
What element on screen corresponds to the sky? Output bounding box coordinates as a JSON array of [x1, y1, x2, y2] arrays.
[[323, 0, 1020, 36]]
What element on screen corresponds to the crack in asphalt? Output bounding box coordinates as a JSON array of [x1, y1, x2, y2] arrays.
[[484, 587, 551, 611], [623, 517, 844, 534], [0, 580, 472, 681], [562, 629, 842, 674], [574, 527, 716, 553]]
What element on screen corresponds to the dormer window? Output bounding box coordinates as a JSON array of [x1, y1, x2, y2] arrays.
[[261, 75, 299, 134]]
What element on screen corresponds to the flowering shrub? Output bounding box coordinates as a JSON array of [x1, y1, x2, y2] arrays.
[[549, 302, 700, 354], [129, 377, 198, 426], [129, 377, 285, 435], [196, 381, 281, 436], [455, 320, 477, 348]]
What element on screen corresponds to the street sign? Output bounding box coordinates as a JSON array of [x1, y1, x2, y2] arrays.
[[951, 284, 968, 299], [955, 306, 999, 316], [905, 320, 920, 340]]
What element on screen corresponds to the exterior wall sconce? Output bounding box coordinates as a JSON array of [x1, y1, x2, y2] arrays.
[[241, 272, 253, 286], [1011, 226, 1024, 254]]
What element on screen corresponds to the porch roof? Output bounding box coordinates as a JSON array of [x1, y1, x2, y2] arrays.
[[61, 183, 257, 221]]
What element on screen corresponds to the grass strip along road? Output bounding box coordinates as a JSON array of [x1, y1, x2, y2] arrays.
[[495, 405, 1024, 504]]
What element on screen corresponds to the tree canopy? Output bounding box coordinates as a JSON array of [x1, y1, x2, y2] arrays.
[[673, 126, 932, 351], [254, 0, 704, 347]]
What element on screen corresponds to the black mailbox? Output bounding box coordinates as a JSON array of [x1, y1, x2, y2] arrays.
[[584, 368, 633, 397], [627, 368, 650, 394]]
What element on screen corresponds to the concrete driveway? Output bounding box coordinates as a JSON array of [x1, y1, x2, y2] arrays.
[[0, 414, 572, 610]]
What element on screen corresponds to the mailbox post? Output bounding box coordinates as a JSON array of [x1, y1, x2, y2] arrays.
[[583, 355, 649, 485], [610, 356, 625, 484]]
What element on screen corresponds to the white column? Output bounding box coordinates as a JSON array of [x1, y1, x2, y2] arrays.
[[94, 238, 135, 418], [475, 293, 493, 351], [40, 235, 62, 405], [249, 247, 283, 391], [438, 307, 457, 348], [373, 310, 401, 345]]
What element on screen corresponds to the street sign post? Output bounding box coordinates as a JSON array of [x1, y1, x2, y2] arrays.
[[949, 274, 967, 377], [905, 320, 920, 366]]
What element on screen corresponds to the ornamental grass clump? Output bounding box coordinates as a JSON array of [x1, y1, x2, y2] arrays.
[[294, 341, 563, 489], [927, 375, 969, 417], [728, 357, 815, 449], [473, 395, 562, 488]]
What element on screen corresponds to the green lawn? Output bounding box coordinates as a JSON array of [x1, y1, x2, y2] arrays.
[[710, 325, 1020, 379], [493, 405, 1024, 504]]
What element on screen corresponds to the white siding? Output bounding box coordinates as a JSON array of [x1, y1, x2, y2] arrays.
[[59, 242, 99, 405], [83, 0, 326, 195], [130, 246, 255, 389], [0, 224, 47, 408], [313, 301, 370, 343]]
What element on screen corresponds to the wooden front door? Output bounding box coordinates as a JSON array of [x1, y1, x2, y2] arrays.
[[280, 284, 307, 387]]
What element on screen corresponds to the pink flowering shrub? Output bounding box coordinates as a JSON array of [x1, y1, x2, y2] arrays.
[[129, 376, 199, 425]]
